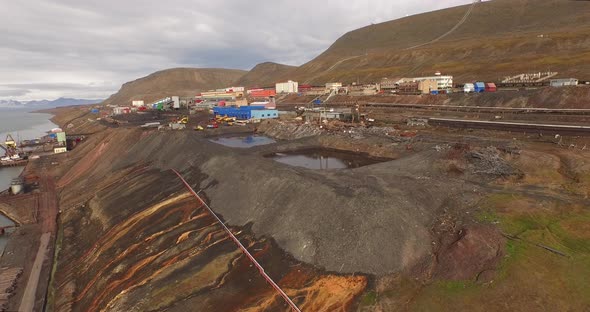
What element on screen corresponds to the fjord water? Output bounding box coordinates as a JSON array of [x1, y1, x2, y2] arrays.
[[0, 109, 57, 190]]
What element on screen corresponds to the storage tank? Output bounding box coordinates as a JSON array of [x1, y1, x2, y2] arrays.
[[10, 178, 23, 195]]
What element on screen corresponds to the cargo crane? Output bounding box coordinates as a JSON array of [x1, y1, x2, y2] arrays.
[[1, 134, 20, 161]]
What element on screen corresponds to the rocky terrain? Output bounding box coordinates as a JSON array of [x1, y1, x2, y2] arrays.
[[39, 108, 590, 311]]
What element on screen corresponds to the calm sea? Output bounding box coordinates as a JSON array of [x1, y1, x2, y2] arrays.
[[0, 108, 58, 190]]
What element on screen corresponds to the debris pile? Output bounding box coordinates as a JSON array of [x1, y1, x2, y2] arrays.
[[467, 147, 522, 178], [0, 267, 23, 311], [259, 120, 324, 140]]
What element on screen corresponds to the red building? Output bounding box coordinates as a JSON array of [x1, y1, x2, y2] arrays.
[[249, 89, 276, 98], [485, 83, 497, 92]]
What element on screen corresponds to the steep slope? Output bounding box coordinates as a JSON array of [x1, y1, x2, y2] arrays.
[[102, 68, 246, 106], [234, 62, 297, 88], [292, 0, 590, 84]]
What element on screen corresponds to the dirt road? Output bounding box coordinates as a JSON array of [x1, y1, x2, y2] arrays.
[[18, 232, 50, 312]]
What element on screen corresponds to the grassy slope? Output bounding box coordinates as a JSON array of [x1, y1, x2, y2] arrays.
[[366, 147, 590, 311], [102, 68, 247, 106], [292, 0, 590, 84]]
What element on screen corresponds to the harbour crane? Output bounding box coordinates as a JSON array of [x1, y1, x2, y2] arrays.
[[1, 134, 20, 159]]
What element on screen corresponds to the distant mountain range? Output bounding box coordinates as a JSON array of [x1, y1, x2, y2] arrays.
[[0, 97, 102, 109]]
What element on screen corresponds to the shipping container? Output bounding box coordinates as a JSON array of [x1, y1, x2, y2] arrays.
[[474, 82, 486, 93], [485, 83, 497, 92]]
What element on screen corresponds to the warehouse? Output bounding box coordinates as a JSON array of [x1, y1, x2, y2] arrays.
[[276, 80, 299, 94], [249, 89, 276, 98], [325, 82, 343, 91], [213, 106, 278, 120], [398, 75, 453, 90]]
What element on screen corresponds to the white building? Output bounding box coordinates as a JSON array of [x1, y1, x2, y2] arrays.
[[325, 82, 342, 91], [54, 147, 67, 154], [276, 80, 299, 94], [172, 96, 180, 109], [550, 78, 578, 87], [464, 83, 475, 93], [398, 75, 453, 90], [132, 100, 145, 107], [225, 86, 245, 92]]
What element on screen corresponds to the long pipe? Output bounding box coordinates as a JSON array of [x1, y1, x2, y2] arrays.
[[171, 169, 302, 312]]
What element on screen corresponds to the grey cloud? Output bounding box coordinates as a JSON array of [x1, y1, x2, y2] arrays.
[[0, 89, 32, 97], [0, 0, 472, 100]]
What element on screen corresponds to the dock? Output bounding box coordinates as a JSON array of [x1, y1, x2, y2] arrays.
[[0, 160, 28, 168]]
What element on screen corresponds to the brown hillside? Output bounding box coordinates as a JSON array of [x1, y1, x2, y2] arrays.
[[102, 68, 246, 106], [234, 62, 296, 88], [291, 0, 590, 84]]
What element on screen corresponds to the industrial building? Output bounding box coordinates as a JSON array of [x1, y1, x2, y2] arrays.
[[113, 107, 131, 115], [550, 78, 579, 87], [325, 82, 343, 91], [199, 90, 243, 100], [249, 89, 276, 98], [276, 80, 299, 94], [213, 106, 278, 120], [379, 78, 399, 92], [398, 75, 453, 90], [225, 86, 245, 92]]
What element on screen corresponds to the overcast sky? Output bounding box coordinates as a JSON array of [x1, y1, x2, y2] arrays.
[[0, 0, 472, 101]]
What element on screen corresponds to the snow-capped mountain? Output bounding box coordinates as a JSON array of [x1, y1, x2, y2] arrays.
[[0, 97, 102, 109]]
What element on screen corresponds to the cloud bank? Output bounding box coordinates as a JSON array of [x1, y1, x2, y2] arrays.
[[0, 0, 472, 100]]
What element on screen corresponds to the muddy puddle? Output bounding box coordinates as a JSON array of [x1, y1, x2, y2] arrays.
[[210, 135, 276, 148], [268, 148, 389, 170]]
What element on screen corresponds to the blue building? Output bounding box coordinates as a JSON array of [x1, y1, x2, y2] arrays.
[[251, 110, 279, 119], [474, 82, 486, 93], [213, 106, 275, 120]]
